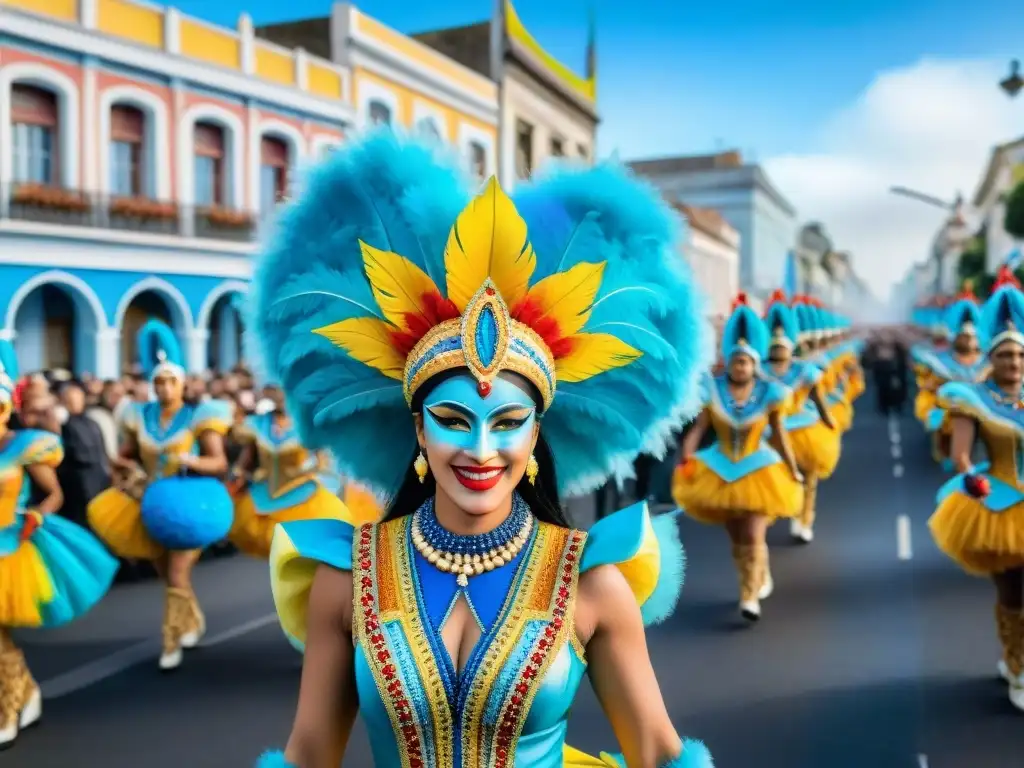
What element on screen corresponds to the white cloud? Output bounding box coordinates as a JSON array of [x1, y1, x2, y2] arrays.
[[765, 59, 1024, 299]]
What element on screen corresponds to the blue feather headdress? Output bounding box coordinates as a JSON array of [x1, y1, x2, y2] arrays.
[[0, 339, 17, 402], [721, 292, 768, 364], [981, 267, 1024, 354], [763, 289, 799, 349], [137, 319, 185, 380], [944, 283, 982, 342], [252, 132, 713, 500]]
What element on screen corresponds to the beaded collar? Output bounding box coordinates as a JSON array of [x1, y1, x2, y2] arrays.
[[983, 380, 1024, 410], [413, 493, 531, 556]]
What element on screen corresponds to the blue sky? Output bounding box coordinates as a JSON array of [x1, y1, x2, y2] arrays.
[[173, 0, 1020, 160]]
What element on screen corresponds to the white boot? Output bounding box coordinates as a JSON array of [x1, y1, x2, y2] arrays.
[[798, 525, 814, 543], [1010, 675, 1024, 712], [789, 518, 803, 539], [740, 600, 761, 622], [18, 686, 40, 730], [180, 596, 206, 650], [758, 570, 774, 600]]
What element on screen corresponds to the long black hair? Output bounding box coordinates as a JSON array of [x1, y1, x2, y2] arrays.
[[383, 370, 571, 528]]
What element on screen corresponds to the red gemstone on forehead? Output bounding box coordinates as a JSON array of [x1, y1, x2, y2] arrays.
[[478, 380, 492, 397], [485, 286, 496, 295]]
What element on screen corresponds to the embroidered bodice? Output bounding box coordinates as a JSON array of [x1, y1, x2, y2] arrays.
[[121, 400, 232, 480], [0, 429, 63, 555], [703, 373, 789, 461], [920, 350, 989, 388], [234, 414, 321, 497], [763, 360, 822, 414], [939, 381, 1024, 492], [269, 503, 681, 768]]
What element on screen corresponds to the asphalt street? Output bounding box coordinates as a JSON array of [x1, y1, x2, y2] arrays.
[[8, 396, 1024, 767]]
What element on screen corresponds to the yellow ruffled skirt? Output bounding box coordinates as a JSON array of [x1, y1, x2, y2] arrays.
[[914, 389, 936, 424], [847, 371, 865, 401], [87, 487, 164, 560], [0, 541, 53, 626], [929, 495, 1024, 576], [672, 460, 803, 524], [789, 422, 841, 479], [230, 484, 368, 559], [829, 397, 853, 432]]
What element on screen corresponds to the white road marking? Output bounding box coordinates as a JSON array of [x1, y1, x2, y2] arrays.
[[917, 754, 929, 768], [891, 445, 902, 459], [893, 463, 904, 478], [897, 515, 913, 560], [41, 612, 279, 699], [890, 432, 901, 445]]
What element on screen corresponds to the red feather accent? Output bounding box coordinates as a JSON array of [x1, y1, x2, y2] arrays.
[[511, 297, 576, 358], [994, 265, 1021, 291], [730, 291, 748, 311], [388, 291, 461, 357], [766, 288, 788, 308]]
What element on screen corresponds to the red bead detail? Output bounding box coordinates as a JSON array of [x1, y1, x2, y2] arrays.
[[478, 380, 492, 397], [485, 286, 496, 296]]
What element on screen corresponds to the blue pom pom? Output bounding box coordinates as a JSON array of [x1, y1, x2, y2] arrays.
[[140, 476, 233, 550]]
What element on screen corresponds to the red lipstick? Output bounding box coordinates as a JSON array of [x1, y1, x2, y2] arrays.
[[452, 464, 505, 492]]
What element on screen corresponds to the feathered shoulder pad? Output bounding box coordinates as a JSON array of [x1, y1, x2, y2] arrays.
[[580, 502, 686, 626], [936, 381, 987, 420], [269, 518, 355, 650], [14, 428, 63, 468], [190, 399, 233, 436]]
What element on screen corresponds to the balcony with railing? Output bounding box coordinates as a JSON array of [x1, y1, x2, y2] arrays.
[[1, 183, 259, 244]]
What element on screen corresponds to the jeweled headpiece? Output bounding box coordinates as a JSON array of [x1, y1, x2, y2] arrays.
[[312, 179, 639, 410], [254, 133, 714, 498]]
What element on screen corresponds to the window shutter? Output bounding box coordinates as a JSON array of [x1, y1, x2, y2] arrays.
[[11, 84, 58, 126], [111, 105, 145, 142]]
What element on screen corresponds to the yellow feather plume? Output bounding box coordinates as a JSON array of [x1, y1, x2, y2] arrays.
[[555, 332, 641, 383], [523, 261, 605, 338], [443, 176, 536, 311], [360, 241, 439, 330], [313, 317, 405, 380]]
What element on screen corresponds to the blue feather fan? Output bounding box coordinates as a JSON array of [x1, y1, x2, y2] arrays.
[[253, 132, 714, 500]]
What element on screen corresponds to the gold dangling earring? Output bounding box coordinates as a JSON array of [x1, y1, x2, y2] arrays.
[[526, 454, 539, 486], [414, 452, 429, 484]]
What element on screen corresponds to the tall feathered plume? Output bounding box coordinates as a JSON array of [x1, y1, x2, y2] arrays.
[[764, 289, 799, 344], [136, 319, 183, 378], [253, 132, 713, 499], [0, 338, 17, 396], [721, 291, 768, 361], [511, 161, 714, 493], [982, 267, 1024, 351]]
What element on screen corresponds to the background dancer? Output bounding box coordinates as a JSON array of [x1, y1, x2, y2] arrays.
[[87, 321, 233, 671], [674, 292, 803, 621], [0, 341, 117, 749]]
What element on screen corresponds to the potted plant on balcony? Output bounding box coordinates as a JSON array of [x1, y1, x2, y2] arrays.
[[109, 196, 179, 232], [194, 205, 254, 239], [11, 183, 91, 221]]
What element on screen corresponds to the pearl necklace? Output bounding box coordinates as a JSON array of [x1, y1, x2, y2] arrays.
[[411, 497, 533, 587]]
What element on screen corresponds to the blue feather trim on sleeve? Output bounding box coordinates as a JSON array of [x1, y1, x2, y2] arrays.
[[255, 750, 294, 768]]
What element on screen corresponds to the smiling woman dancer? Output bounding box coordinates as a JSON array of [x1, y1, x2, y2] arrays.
[[673, 293, 803, 622], [252, 134, 715, 768], [930, 268, 1024, 712], [0, 341, 118, 750], [88, 321, 233, 671]]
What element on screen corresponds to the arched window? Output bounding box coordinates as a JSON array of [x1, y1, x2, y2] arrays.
[[468, 141, 487, 181], [368, 100, 391, 126], [110, 104, 146, 197], [416, 117, 441, 143], [194, 122, 225, 206], [11, 84, 58, 184], [260, 135, 289, 215]]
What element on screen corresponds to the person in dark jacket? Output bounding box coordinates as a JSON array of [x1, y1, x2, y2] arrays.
[[56, 382, 111, 526]]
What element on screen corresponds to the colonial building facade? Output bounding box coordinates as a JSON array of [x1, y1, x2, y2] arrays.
[[676, 203, 739, 320], [0, 0, 505, 378], [629, 151, 797, 296]]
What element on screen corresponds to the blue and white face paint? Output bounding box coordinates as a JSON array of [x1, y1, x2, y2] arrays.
[[418, 373, 538, 517]]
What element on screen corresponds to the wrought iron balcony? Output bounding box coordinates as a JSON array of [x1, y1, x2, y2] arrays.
[[1, 183, 259, 243]]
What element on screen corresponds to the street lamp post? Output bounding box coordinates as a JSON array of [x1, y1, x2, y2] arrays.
[[888, 186, 965, 296], [1001, 60, 1023, 98]]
